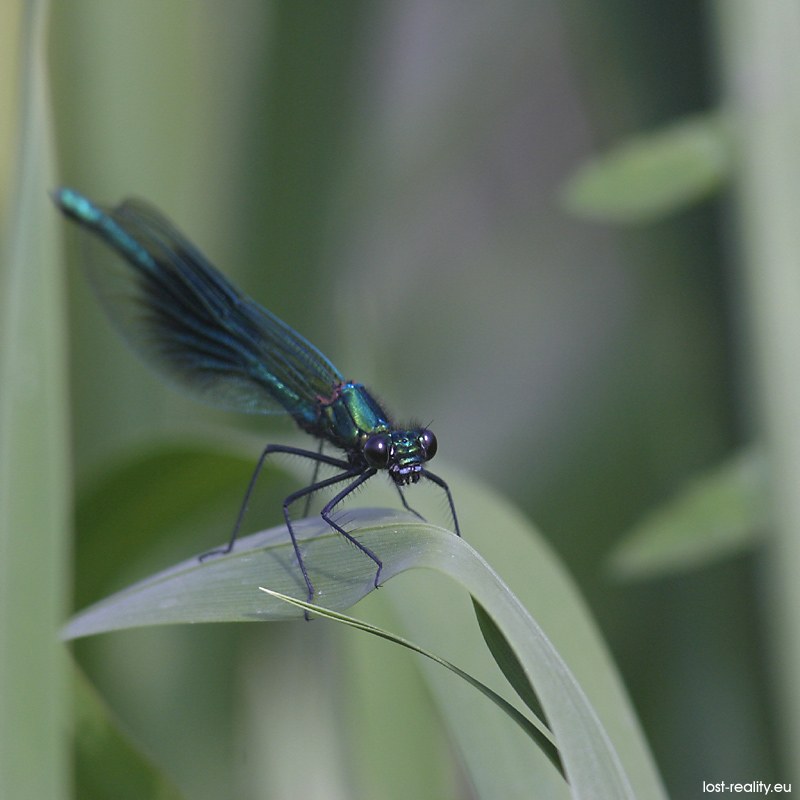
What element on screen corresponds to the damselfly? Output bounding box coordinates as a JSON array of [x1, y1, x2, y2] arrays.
[[55, 188, 459, 606]]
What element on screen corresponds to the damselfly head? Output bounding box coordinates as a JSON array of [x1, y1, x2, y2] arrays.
[[363, 427, 438, 484]]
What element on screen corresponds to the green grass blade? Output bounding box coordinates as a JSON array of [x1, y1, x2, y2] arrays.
[[713, 0, 800, 775], [63, 507, 643, 799], [389, 529, 638, 800], [382, 473, 668, 800], [0, 2, 71, 798], [472, 597, 549, 728], [63, 442, 666, 798], [388, 476, 666, 800], [261, 588, 563, 777], [63, 509, 404, 635]]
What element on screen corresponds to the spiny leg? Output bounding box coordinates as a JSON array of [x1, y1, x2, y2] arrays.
[[281, 467, 367, 613], [319, 468, 384, 588], [395, 483, 426, 521], [302, 439, 326, 518], [200, 443, 350, 561], [421, 469, 460, 537]]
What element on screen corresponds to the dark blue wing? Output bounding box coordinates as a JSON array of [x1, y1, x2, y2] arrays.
[[55, 188, 342, 422]]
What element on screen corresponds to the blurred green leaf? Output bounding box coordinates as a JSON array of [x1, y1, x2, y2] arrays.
[[74, 665, 187, 800], [608, 448, 768, 579], [562, 113, 730, 223], [74, 441, 276, 608]]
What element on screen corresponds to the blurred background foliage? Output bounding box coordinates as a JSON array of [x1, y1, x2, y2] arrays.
[[2, 0, 794, 797]]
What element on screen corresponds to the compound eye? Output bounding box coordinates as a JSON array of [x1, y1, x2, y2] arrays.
[[364, 433, 391, 468], [419, 428, 437, 460]]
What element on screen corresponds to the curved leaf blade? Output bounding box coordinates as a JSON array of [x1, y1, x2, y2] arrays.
[[63, 508, 407, 637], [63, 507, 639, 799], [261, 588, 563, 777], [472, 597, 549, 728]]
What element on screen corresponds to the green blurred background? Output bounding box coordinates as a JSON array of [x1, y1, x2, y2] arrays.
[[2, 1, 792, 797]]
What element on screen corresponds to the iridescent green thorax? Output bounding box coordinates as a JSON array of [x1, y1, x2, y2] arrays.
[[315, 382, 391, 451], [314, 382, 433, 482]]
